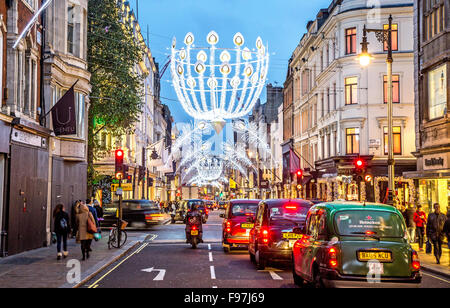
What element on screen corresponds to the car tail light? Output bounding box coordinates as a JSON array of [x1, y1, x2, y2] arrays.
[[412, 251, 420, 271], [226, 220, 231, 233], [328, 247, 338, 269], [145, 214, 152, 221], [261, 227, 270, 244]]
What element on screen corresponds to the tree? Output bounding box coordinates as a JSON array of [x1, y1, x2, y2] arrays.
[[87, 0, 145, 197]]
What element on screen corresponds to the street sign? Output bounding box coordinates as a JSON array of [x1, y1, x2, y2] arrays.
[[111, 183, 133, 192]]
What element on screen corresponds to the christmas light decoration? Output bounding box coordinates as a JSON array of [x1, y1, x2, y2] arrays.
[[171, 31, 270, 122]]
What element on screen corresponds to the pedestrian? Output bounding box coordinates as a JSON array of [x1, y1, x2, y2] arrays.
[[413, 205, 427, 251], [426, 203, 447, 264], [70, 200, 81, 238], [53, 204, 71, 260], [86, 198, 100, 229], [404, 204, 416, 243], [443, 212, 450, 249], [76, 204, 96, 261]]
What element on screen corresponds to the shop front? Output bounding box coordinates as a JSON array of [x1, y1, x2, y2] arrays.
[[315, 155, 416, 205], [0, 119, 10, 257], [405, 152, 450, 214]]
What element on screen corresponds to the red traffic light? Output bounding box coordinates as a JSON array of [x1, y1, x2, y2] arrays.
[[355, 159, 364, 168], [296, 170, 303, 177], [115, 149, 124, 158]]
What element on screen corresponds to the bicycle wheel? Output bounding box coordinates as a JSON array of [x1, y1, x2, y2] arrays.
[[111, 230, 127, 248], [108, 229, 117, 250], [119, 230, 127, 247]]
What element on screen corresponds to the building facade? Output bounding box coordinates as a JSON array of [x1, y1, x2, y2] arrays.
[[285, 0, 417, 205], [93, 1, 164, 205], [404, 0, 449, 213], [0, 0, 8, 257], [43, 0, 91, 244]]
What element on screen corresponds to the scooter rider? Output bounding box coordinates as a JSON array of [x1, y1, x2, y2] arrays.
[[185, 203, 204, 243]]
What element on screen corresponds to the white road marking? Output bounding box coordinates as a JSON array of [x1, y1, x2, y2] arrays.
[[212, 286, 218, 288], [210, 266, 216, 280], [209, 252, 213, 262], [208, 244, 212, 250], [141, 267, 166, 281], [269, 271, 284, 280]]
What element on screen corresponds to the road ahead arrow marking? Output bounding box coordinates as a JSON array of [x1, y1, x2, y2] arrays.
[[141, 267, 166, 281]]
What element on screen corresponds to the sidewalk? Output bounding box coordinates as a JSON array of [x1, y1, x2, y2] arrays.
[[0, 231, 150, 288], [411, 243, 450, 279]]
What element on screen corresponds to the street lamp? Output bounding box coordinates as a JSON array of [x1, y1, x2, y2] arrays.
[[358, 15, 395, 206]]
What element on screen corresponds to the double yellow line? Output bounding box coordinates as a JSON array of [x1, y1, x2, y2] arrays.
[[86, 234, 157, 288]]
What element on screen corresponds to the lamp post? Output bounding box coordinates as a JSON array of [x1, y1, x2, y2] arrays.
[[358, 15, 395, 206]]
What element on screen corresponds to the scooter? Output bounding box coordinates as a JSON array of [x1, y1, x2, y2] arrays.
[[186, 215, 203, 249]]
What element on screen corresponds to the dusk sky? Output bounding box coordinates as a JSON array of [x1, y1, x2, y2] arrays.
[[129, 0, 332, 123]]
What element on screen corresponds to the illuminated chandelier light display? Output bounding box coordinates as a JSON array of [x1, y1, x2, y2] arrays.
[[171, 31, 270, 122], [232, 121, 277, 168]]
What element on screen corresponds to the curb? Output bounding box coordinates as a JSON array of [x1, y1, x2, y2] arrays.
[[420, 264, 450, 280], [62, 234, 149, 288]]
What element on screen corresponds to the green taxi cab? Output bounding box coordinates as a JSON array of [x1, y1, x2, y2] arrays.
[[292, 202, 422, 288]]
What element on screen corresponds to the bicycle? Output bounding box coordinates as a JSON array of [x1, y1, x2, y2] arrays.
[[108, 223, 128, 249]]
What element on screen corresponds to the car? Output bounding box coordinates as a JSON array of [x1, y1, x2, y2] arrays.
[[220, 199, 260, 253], [248, 199, 313, 270], [186, 199, 208, 223], [171, 200, 189, 224], [218, 201, 228, 210], [102, 200, 168, 228], [203, 200, 214, 210], [292, 202, 422, 288]]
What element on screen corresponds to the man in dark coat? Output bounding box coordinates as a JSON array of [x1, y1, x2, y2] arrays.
[[404, 204, 416, 243], [426, 203, 447, 264]]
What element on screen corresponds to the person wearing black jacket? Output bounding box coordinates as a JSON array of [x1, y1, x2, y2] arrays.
[[426, 203, 447, 264], [53, 204, 71, 260]]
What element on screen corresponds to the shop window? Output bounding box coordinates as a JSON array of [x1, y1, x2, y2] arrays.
[[428, 63, 447, 120], [384, 126, 402, 155], [345, 28, 357, 55], [346, 128, 360, 154], [384, 75, 400, 104], [345, 77, 358, 105], [383, 24, 398, 51]]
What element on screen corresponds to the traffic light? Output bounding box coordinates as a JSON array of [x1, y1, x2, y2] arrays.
[[115, 149, 124, 180], [296, 169, 303, 184], [353, 157, 366, 182], [296, 184, 303, 190]]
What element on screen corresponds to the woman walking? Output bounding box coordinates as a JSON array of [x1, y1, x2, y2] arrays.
[[76, 203, 96, 260], [53, 204, 71, 260]]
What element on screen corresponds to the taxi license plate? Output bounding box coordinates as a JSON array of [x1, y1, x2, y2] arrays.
[[191, 230, 199, 236], [241, 223, 254, 229], [282, 233, 303, 239], [358, 251, 392, 262]]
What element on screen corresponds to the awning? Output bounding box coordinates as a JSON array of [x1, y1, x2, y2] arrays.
[[403, 169, 450, 179]]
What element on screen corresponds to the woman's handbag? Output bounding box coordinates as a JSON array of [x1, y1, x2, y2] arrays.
[[94, 233, 102, 241], [87, 214, 97, 234], [425, 240, 432, 254]]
